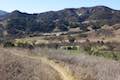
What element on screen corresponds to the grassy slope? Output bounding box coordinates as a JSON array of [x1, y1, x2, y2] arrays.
[[0, 48, 62, 80], [1, 47, 120, 80], [9, 48, 77, 80], [34, 48, 120, 80]]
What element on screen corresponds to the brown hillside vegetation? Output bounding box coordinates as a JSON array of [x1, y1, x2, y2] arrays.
[[34, 48, 120, 80], [1, 48, 120, 80], [0, 48, 62, 80]]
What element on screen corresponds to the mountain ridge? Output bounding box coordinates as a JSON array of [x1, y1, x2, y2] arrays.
[[0, 6, 120, 38]]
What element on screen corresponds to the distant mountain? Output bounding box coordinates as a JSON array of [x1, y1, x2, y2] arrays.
[[0, 10, 8, 16], [0, 10, 8, 21], [0, 6, 120, 38]]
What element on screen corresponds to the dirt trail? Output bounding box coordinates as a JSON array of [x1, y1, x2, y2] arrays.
[[10, 51, 77, 80]]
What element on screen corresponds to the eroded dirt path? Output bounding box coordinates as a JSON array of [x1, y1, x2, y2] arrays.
[[10, 50, 77, 80]]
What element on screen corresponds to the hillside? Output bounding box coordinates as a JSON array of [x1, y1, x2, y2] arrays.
[[1, 48, 120, 80], [0, 6, 120, 38], [0, 48, 62, 80]]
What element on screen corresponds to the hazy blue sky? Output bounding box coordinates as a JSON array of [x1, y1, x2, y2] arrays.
[[0, 0, 120, 13]]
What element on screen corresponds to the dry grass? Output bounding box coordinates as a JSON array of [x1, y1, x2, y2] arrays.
[[1, 47, 120, 80], [0, 48, 62, 80], [34, 48, 120, 80]]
